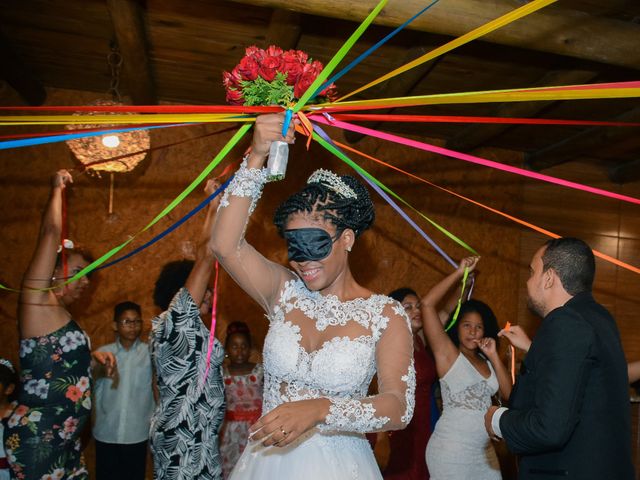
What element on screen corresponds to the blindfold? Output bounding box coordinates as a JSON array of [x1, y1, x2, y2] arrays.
[[284, 228, 342, 262]]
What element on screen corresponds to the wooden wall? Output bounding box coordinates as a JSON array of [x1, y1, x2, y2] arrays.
[[0, 86, 638, 479]]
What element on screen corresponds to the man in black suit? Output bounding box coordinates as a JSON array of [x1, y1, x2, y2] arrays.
[[484, 237, 634, 479]]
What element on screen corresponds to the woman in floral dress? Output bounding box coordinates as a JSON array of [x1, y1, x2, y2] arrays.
[[220, 322, 263, 478], [3, 170, 115, 479]]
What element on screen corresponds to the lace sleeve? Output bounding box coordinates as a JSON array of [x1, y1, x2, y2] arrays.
[[318, 303, 415, 433], [212, 161, 293, 313]]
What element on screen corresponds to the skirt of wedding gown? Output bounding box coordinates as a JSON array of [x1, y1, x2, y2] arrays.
[[228, 428, 382, 480]]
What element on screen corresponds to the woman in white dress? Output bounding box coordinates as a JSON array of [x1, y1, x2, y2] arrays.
[[211, 113, 415, 480], [421, 257, 512, 480]]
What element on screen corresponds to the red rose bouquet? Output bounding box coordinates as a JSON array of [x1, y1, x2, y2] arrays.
[[223, 45, 338, 106]]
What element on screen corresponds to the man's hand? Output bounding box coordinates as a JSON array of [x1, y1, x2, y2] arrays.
[[485, 405, 501, 441]]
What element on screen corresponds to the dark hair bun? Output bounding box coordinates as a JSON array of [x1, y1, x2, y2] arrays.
[[273, 172, 375, 237]]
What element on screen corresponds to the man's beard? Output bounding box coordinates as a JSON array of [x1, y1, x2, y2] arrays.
[[527, 296, 546, 318]]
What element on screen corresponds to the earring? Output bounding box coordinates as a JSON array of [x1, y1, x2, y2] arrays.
[[346, 247, 351, 253]]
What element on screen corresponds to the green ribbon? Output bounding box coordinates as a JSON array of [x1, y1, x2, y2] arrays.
[[445, 267, 469, 332], [312, 130, 478, 256], [1, 123, 252, 293], [293, 0, 389, 112]]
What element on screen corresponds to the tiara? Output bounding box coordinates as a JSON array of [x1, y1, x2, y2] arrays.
[[307, 169, 357, 199], [0, 358, 15, 373]]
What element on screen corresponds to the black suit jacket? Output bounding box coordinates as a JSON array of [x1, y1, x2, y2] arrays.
[[500, 292, 634, 479]]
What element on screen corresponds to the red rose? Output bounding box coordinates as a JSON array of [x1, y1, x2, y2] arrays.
[[259, 55, 284, 82], [222, 70, 241, 90], [265, 45, 284, 58], [245, 45, 266, 63], [319, 83, 339, 102], [293, 50, 309, 64], [237, 56, 259, 81], [282, 51, 304, 86], [294, 62, 323, 99], [225, 88, 244, 105]]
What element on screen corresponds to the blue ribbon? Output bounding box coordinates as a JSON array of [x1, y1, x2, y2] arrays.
[[282, 109, 293, 136], [0, 123, 186, 150], [95, 178, 232, 271], [312, 0, 441, 99]]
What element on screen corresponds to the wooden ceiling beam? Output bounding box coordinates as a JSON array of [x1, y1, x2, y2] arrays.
[[608, 159, 640, 184], [106, 0, 157, 105], [524, 107, 640, 171], [229, 0, 640, 70], [264, 10, 302, 50], [0, 29, 46, 105], [345, 46, 441, 143], [445, 67, 599, 152]]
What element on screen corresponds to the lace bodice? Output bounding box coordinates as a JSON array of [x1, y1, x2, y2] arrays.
[[440, 353, 498, 412], [212, 164, 416, 434]]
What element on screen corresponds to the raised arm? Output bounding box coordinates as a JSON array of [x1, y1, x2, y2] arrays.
[[184, 179, 222, 306], [478, 338, 512, 401], [211, 114, 297, 312], [19, 170, 73, 337], [421, 256, 479, 377]]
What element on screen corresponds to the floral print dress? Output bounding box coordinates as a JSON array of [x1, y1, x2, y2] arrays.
[[3, 320, 92, 480], [219, 364, 263, 478]]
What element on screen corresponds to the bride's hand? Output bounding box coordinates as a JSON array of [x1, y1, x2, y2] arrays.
[[249, 398, 330, 448]]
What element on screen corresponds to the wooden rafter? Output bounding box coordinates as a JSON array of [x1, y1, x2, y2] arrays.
[[524, 107, 640, 171], [445, 67, 599, 152], [228, 0, 640, 71], [264, 10, 302, 50], [106, 0, 157, 105], [0, 29, 46, 105]]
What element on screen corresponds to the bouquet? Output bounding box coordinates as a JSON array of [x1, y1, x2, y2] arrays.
[[222, 45, 338, 107]]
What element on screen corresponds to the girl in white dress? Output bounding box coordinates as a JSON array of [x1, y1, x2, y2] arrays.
[[211, 113, 415, 480], [421, 257, 512, 480]]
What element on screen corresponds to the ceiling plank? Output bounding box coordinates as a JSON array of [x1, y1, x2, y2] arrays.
[[228, 0, 640, 70], [524, 107, 640, 171], [446, 67, 599, 152], [609, 158, 640, 184], [264, 9, 302, 50], [345, 45, 441, 143], [106, 0, 157, 105], [0, 29, 46, 105]]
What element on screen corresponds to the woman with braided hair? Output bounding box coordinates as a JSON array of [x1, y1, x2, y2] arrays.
[[212, 113, 415, 479]]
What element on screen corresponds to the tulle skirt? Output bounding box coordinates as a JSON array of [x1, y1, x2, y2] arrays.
[[229, 428, 382, 479]]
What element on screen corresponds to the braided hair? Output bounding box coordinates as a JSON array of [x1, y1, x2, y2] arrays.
[[273, 175, 375, 237]]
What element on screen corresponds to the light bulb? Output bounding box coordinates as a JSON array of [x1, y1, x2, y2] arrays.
[[102, 135, 120, 148]]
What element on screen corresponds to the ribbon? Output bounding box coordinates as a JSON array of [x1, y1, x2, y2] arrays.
[[311, 122, 475, 259], [0, 124, 252, 293], [328, 129, 640, 275], [445, 267, 469, 332], [313, 0, 441, 98], [293, 0, 389, 112], [325, 82, 640, 111], [504, 321, 516, 384], [313, 116, 640, 206], [338, 0, 558, 101], [326, 113, 640, 128]]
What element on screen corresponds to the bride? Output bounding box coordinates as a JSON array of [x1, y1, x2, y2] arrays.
[[211, 113, 415, 479]]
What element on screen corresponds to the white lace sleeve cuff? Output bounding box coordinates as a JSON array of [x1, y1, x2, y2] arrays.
[[218, 160, 268, 215], [318, 398, 390, 433]]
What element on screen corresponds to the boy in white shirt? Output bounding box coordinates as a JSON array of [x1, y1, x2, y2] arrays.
[[93, 302, 155, 480]]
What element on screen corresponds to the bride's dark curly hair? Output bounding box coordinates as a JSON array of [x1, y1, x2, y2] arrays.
[[273, 174, 375, 237]]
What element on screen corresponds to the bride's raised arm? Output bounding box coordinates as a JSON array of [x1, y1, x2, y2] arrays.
[[212, 114, 297, 312]]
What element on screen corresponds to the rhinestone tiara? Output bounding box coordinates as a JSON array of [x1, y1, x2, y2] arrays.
[[0, 358, 15, 373], [307, 169, 357, 199]]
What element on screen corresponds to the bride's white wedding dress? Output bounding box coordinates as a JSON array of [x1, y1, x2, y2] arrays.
[[214, 164, 416, 480]]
